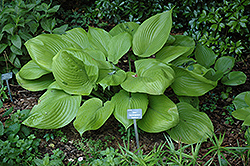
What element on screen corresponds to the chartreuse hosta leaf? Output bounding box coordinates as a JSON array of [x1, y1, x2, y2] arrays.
[[62, 28, 90, 49], [133, 10, 172, 57], [111, 90, 148, 129], [18, 60, 50, 80], [82, 48, 115, 84], [221, 71, 246, 86], [170, 35, 195, 57], [214, 56, 235, 74], [233, 91, 250, 109], [99, 69, 126, 90], [52, 48, 99, 95], [23, 89, 81, 129], [170, 66, 217, 96], [88, 26, 111, 56], [138, 95, 179, 132], [109, 22, 139, 36], [25, 34, 73, 71], [232, 91, 250, 126], [73, 98, 114, 136], [121, 59, 175, 95], [195, 44, 217, 69], [108, 32, 132, 64], [155, 46, 191, 64], [167, 102, 214, 144], [16, 72, 54, 91]]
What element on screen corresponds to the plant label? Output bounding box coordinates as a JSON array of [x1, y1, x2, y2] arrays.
[[1, 72, 13, 102], [1, 72, 12, 80], [127, 109, 142, 119]]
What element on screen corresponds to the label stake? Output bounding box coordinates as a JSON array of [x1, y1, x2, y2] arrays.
[[1, 72, 13, 102], [127, 109, 142, 150]]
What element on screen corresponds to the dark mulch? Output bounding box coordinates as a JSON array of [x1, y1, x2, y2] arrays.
[[1, 57, 250, 165]]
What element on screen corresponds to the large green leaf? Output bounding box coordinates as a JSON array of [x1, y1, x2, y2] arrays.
[[170, 66, 217, 96], [25, 34, 73, 71], [99, 69, 126, 90], [195, 44, 217, 68], [73, 98, 114, 136], [203, 68, 224, 81], [19, 60, 50, 80], [88, 27, 111, 56], [214, 56, 235, 74], [132, 11, 172, 57], [16, 72, 54, 91], [109, 22, 139, 36], [83, 48, 106, 61], [177, 96, 200, 110], [82, 48, 114, 82], [121, 59, 175, 95], [233, 91, 250, 109], [52, 48, 99, 95], [167, 102, 214, 144], [170, 35, 195, 57], [22, 89, 81, 129], [108, 32, 132, 64], [138, 95, 179, 132], [221, 71, 246, 86], [62, 28, 90, 49], [155, 46, 191, 64], [232, 107, 250, 122], [111, 90, 148, 129]]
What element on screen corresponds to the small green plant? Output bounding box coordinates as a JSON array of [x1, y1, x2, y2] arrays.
[[0, 109, 41, 165], [33, 148, 65, 166], [202, 132, 249, 166], [89, 147, 121, 166], [3, 109, 32, 138], [164, 135, 202, 165], [221, 87, 233, 100], [223, 104, 235, 125], [0, 84, 8, 102], [200, 92, 220, 112], [73, 138, 108, 164], [43, 133, 54, 142]]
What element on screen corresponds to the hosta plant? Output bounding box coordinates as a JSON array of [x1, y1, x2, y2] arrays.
[[232, 91, 250, 126], [17, 9, 246, 144]]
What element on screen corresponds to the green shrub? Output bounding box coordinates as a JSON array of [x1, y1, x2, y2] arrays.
[[0, 0, 68, 75]]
